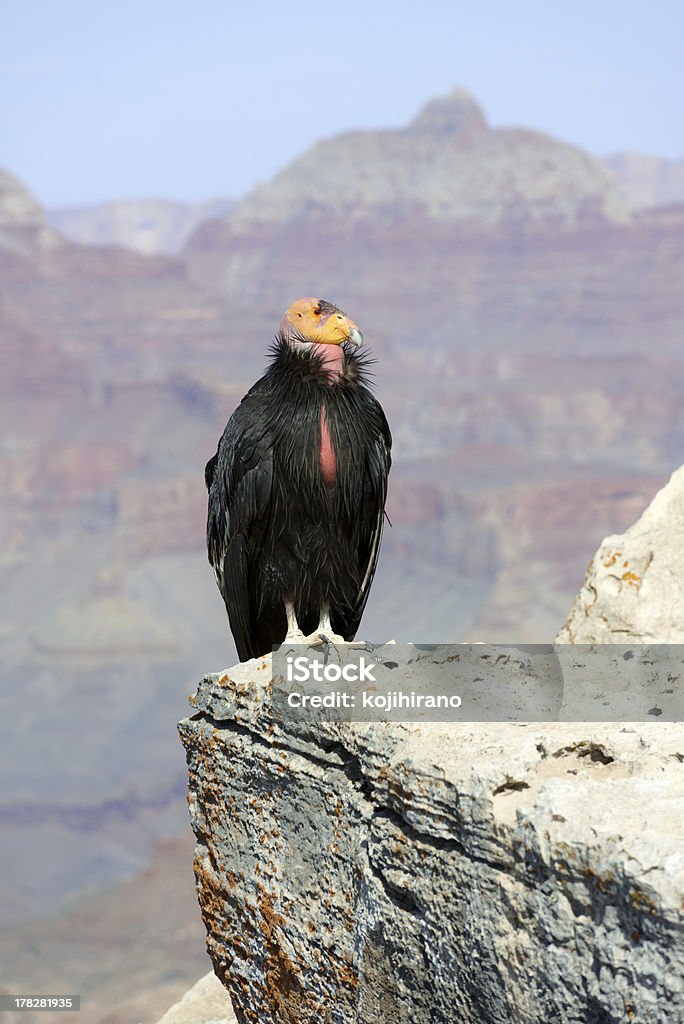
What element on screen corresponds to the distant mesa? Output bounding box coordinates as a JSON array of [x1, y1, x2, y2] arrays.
[[9, 87, 684, 267], [47, 197, 236, 255], [190, 85, 633, 242], [603, 151, 684, 208]]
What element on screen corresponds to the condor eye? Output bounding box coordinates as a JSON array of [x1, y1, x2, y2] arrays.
[[313, 307, 321, 316]]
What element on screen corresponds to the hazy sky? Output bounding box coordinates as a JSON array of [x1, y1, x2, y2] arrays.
[[2, 0, 682, 207]]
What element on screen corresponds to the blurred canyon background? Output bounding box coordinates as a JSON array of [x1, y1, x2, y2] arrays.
[[1, 2, 683, 1019]]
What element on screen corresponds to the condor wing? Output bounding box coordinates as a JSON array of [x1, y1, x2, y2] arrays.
[[206, 397, 274, 661]]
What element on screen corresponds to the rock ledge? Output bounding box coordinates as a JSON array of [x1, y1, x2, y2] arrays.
[[180, 655, 684, 1024]]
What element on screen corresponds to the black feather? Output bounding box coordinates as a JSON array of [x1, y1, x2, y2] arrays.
[[206, 335, 391, 661]]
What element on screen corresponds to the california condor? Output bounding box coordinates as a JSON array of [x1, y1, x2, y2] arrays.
[[205, 298, 391, 661]]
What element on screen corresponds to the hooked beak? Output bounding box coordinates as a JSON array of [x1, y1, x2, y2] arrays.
[[346, 327, 363, 349]]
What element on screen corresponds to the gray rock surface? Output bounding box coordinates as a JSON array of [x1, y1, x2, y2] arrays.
[[179, 653, 684, 1024], [156, 971, 236, 1024], [557, 465, 684, 643]]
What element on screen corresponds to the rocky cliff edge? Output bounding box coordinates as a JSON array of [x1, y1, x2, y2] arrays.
[[176, 467, 684, 1024]]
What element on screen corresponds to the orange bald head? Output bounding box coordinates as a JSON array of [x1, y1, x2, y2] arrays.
[[279, 298, 363, 349]]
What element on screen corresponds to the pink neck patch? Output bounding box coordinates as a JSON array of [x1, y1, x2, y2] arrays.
[[311, 343, 343, 488], [311, 342, 345, 382], [319, 407, 336, 488]]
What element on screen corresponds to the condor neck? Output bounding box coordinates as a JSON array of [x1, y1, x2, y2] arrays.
[[310, 342, 345, 383]]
